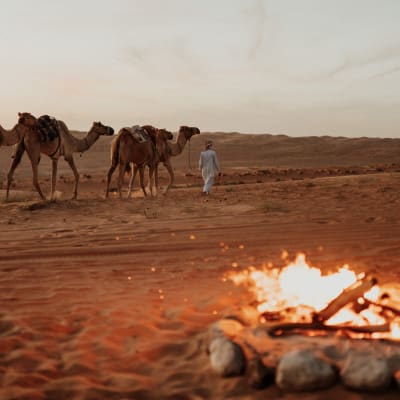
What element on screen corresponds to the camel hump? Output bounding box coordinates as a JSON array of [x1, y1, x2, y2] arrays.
[[142, 125, 158, 146], [125, 125, 149, 143], [38, 115, 59, 142]]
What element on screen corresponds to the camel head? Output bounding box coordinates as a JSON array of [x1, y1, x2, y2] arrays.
[[90, 122, 114, 136], [157, 128, 173, 141], [16, 112, 40, 138], [179, 126, 200, 140], [18, 112, 38, 128]]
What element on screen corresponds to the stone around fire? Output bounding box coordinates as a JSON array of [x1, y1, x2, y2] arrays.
[[276, 349, 337, 392], [209, 337, 246, 377], [340, 352, 392, 391]]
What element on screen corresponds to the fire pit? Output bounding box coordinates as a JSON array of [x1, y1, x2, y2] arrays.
[[208, 254, 400, 392]]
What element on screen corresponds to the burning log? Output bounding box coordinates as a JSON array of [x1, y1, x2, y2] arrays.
[[263, 272, 400, 339], [267, 321, 391, 337], [313, 275, 377, 323], [229, 254, 400, 342], [362, 298, 400, 318], [261, 306, 312, 322]]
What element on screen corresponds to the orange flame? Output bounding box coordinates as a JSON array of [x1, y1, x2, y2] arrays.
[[228, 253, 400, 340]]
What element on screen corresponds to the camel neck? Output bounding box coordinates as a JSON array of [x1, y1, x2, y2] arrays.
[[0, 124, 22, 146], [81, 130, 100, 152], [169, 132, 187, 156]]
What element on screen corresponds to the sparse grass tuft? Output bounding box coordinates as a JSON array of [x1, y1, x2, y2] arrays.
[[21, 199, 58, 211], [144, 208, 158, 219], [0, 190, 38, 204], [261, 202, 289, 213]]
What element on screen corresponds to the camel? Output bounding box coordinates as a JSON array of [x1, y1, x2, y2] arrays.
[[105, 126, 173, 198], [157, 126, 200, 192], [0, 115, 37, 147], [6, 112, 114, 200], [128, 125, 201, 194]]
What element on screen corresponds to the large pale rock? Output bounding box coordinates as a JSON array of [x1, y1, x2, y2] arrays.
[[209, 337, 246, 377], [341, 353, 392, 391], [276, 350, 337, 392]]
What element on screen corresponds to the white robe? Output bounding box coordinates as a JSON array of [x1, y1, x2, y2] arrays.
[[199, 149, 220, 193]]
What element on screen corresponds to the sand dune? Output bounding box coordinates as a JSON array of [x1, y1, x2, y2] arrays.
[[1, 132, 400, 399]]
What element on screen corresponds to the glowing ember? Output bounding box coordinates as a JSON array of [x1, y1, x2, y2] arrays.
[[228, 253, 400, 340], [230, 254, 357, 313], [392, 322, 400, 339]]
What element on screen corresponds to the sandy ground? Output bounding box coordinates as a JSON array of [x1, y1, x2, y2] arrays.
[[1, 132, 400, 399]]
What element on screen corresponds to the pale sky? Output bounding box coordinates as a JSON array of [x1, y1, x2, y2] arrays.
[[1, 0, 400, 137]]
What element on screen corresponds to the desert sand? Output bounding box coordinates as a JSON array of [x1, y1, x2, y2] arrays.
[[1, 131, 400, 399]]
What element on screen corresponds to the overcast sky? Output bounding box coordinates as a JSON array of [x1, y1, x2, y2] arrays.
[[1, 0, 400, 137]]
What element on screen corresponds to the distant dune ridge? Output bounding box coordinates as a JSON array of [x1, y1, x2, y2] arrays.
[[1, 128, 400, 399], [196, 132, 400, 168], [1, 132, 400, 178]]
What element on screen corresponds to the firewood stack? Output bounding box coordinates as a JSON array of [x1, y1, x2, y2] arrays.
[[208, 275, 400, 393]]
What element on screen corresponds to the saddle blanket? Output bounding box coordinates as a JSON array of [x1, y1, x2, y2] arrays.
[[38, 115, 59, 142], [125, 125, 149, 143]]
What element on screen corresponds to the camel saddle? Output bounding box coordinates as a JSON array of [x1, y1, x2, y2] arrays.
[[37, 115, 59, 142], [125, 125, 149, 143]]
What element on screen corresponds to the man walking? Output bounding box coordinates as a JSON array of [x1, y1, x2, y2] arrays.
[[199, 140, 221, 195]]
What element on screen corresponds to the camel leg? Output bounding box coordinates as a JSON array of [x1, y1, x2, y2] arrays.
[[25, 145, 46, 200], [127, 165, 138, 199], [139, 167, 147, 197], [117, 163, 126, 199], [6, 141, 26, 200], [148, 167, 155, 197], [65, 157, 79, 199], [154, 164, 159, 196], [105, 164, 117, 198], [163, 160, 175, 193], [50, 159, 58, 200]]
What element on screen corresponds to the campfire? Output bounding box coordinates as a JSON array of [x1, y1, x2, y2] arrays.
[[207, 253, 400, 392], [228, 253, 400, 341]]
